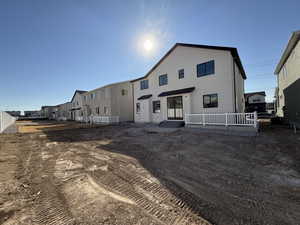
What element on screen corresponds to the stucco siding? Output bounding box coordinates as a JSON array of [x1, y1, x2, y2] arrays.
[[276, 40, 300, 116], [133, 46, 244, 123]]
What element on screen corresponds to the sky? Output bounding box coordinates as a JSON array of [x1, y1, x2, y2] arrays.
[[0, 0, 299, 111]]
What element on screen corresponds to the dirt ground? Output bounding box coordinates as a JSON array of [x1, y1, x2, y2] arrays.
[[0, 121, 299, 225]]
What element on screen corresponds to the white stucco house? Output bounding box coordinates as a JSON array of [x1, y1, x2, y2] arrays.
[[70, 90, 87, 121], [131, 43, 246, 123], [80, 80, 134, 122], [274, 30, 300, 127]]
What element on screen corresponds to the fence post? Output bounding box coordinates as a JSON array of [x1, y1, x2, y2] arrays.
[[225, 113, 228, 127], [254, 111, 257, 128], [202, 114, 205, 126]]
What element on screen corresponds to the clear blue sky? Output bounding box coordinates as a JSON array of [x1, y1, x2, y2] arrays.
[[0, 0, 299, 111]]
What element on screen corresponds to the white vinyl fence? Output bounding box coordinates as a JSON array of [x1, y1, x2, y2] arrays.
[[185, 112, 258, 128], [90, 116, 119, 124], [0, 111, 17, 133]]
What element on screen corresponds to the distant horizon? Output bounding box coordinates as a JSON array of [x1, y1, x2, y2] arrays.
[[1, 0, 299, 111]]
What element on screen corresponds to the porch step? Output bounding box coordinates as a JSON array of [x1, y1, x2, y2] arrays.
[[159, 120, 185, 128]]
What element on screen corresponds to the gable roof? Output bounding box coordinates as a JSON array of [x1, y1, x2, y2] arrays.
[[131, 43, 246, 82], [244, 91, 266, 98], [275, 30, 300, 75], [71, 90, 87, 102]]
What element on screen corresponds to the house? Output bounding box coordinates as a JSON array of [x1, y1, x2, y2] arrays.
[[266, 102, 275, 115], [274, 30, 300, 127], [244, 91, 266, 113], [80, 80, 134, 122], [24, 110, 41, 117], [131, 43, 246, 123], [56, 102, 72, 121], [5, 111, 21, 117], [41, 106, 56, 119], [70, 90, 87, 121]]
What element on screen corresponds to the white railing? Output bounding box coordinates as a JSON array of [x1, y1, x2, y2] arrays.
[[90, 116, 119, 124], [75, 116, 84, 122], [0, 111, 17, 133], [185, 112, 257, 128]]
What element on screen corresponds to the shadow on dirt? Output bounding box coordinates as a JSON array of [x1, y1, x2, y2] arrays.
[[38, 122, 300, 225]]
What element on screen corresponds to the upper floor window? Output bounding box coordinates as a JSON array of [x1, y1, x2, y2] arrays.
[[203, 94, 218, 108], [140, 80, 149, 90], [197, 60, 215, 77], [90, 93, 96, 99], [121, 89, 128, 96], [159, 74, 168, 86], [178, 69, 184, 79]]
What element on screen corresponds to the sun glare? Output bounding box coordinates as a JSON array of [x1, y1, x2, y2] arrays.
[[143, 39, 153, 51]]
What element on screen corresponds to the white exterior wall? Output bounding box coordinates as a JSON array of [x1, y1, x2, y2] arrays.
[[82, 81, 134, 122], [234, 61, 245, 112], [133, 46, 245, 123], [276, 41, 300, 117], [71, 92, 85, 119], [0, 111, 16, 133]]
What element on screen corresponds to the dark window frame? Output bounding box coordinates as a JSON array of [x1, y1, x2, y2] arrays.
[[197, 60, 215, 77], [136, 103, 141, 113], [203, 94, 218, 108], [178, 69, 184, 79], [159, 74, 168, 86], [140, 80, 149, 90], [96, 107, 100, 115], [152, 101, 161, 113]]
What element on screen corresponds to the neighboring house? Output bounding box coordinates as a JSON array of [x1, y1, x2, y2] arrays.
[[81, 80, 134, 122], [70, 90, 87, 121], [131, 43, 246, 123], [24, 110, 41, 117], [41, 106, 56, 119], [5, 111, 21, 117], [266, 102, 275, 114], [274, 30, 300, 127], [244, 91, 266, 113], [56, 102, 72, 121]]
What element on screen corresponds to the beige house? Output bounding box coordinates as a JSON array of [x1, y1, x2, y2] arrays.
[[79, 81, 133, 122], [274, 30, 300, 117], [70, 90, 87, 121], [56, 102, 72, 120], [131, 43, 246, 123], [274, 30, 300, 127]]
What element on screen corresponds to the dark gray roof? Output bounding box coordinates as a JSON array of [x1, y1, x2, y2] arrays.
[[158, 87, 195, 97], [137, 94, 152, 100]]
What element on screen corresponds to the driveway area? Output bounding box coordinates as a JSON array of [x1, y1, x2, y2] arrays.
[[0, 121, 299, 225]]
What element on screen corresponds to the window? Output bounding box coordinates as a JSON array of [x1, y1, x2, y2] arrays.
[[104, 106, 108, 115], [90, 93, 96, 99], [178, 69, 184, 79], [203, 94, 218, 108], [197, 60, 215, 77], [152, 101, 160, 113], [121, 89, 128, 96], [140, 80, 149, 90], [136, 103, 141, 113], [159, 74, 168, 86], [96, 107, 100, 115]]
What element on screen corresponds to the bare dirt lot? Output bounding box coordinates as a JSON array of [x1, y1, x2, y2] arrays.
[[0, 121, 300, 225]]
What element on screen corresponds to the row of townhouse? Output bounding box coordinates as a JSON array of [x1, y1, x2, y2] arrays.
[[41, 43, 248, 124], [274, 30, 300, 127]]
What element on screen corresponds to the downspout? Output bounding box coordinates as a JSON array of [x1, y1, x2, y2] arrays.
[[233, 57, 237, 113], [132, 82, 135, 122]]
